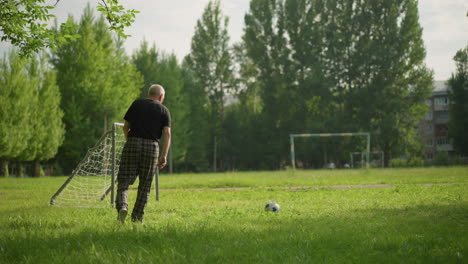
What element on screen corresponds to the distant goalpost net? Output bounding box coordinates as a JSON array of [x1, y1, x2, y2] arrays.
[[50, 123, 125, 208], [290, 133, 371, 169]]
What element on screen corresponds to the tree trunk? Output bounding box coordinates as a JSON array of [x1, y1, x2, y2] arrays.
[[17, 161, 24, 178], [18, 161, 24, 178], [383, 145, 390, 167], [32, 159, 41, 177], [10, 162, 16, 177], [0, 159, 8, 177], [213, 136, 217, 173]]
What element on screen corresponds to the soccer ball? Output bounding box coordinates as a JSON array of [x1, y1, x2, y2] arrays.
[[264, 202, 280, 212]]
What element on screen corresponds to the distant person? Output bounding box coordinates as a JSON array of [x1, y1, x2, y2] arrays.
[[115, 84, 171, 224]]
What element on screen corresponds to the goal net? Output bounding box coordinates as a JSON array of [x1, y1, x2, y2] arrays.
[[50, 123, 125, 208]]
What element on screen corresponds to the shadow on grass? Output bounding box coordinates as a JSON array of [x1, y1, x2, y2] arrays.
[[1, 203, 467, 264]]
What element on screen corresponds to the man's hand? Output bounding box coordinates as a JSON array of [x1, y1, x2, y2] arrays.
[[123, 121, 130, 140], [158, 156, 167, 169], [158, 126, 171, 169]]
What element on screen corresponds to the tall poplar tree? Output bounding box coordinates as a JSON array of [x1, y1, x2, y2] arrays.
[[448, 46, 468, 156], [52, 6, 142, 173], [28, 55, 65, 177], [347, 0, 433, 164], [187, 0, 235, 171], [0, 51, 64, 177], [0, 51, 34, 176], [132, 41, 160, 98], [180, 58, 210, 171]]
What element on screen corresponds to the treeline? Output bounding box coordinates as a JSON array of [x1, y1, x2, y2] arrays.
[[2, 0, 463, 176], [181, 0, 434, 171]]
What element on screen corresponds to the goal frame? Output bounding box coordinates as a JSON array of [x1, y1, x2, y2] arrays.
[[50, 122, 161, 207], [50, 123, 123, 207], [290, 132, 371, 169]]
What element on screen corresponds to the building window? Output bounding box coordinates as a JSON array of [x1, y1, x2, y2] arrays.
[[426, 125, 433, 133], [436, 124, 448, 133], [434, 111, 449, 119], [425, 112, 433, 121], [435, 97, 449, 106], [436, 137, 449, 145]]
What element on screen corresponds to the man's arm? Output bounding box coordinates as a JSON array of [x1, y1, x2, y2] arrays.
[[158, 126, 171, 169], [123, 121, 130, 140]]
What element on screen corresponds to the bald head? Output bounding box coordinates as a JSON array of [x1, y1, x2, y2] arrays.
[[148, 84, 165, 102]]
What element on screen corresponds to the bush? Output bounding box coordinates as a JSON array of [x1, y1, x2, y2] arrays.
[[452, 156, 465, 165], [408, 157, 424, 167], [389, 158, 407, 168], [434, 152, 450, 166]]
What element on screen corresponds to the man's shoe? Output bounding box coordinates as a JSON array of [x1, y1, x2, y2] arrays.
[[131, 216, 143, 224], [118, 209, 128, 224]]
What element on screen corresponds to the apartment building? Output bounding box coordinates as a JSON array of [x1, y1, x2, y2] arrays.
[[418, 81, 453, 160]]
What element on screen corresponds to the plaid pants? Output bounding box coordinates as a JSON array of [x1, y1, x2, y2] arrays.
[[115, 137, 159, 221]]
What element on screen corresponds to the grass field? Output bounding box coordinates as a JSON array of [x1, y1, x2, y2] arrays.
[[1, 167, 467, 263]]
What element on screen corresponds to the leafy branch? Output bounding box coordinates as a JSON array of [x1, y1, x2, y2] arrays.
[[0, 0, 139, 57], [97, 0, 139, 39]]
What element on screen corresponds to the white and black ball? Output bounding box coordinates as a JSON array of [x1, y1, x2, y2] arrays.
[[264, 202, 280, 212]]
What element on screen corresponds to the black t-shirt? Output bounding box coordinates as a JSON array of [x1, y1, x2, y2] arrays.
[[124, 98, 171, 141]]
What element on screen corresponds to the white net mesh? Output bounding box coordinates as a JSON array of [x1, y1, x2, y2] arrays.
[[51, 123, 125, 208]]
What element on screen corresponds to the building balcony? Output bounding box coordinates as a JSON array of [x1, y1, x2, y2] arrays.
[[434, 105, 449, 111], [434, 117, 449, 124], [435, 131, 448, 137], [436, 144, 453, 151]]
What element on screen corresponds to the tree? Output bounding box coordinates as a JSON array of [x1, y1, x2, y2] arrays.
[[243, 0, 323, 169], [0, 51, 35, 176], [448, 46, 468, 156], [346, 0, 433, 165], [18, 54, 65, 177], [0, 51, 64, 177], [51, 6, 141, 174], [243, 0, 433, 168], [179, 58, 210, 171], [0, 0, 138, 56], [31, 58, 65, 176], [132, 41, 160, 98], [155, 55, 189, 171], [186, 0, 235, 171]]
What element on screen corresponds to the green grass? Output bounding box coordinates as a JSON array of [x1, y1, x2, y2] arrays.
[[160, 167, 468, 189], [1, 167, 467, 263]]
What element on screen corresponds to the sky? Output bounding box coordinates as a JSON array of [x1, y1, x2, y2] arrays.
[[2, 0, 467, 81]]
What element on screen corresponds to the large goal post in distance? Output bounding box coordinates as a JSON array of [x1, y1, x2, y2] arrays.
[[290, 133, 370, 169], [50, 123, 161, 208]]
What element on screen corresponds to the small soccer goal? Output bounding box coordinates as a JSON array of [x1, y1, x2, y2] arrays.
[[50, 123, 125, 208]]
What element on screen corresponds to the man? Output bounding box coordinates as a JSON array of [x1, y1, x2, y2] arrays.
[[116, 84, 171, 224]]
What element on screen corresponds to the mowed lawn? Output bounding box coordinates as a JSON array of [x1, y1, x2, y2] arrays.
[[0, 167, 467, 263]]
